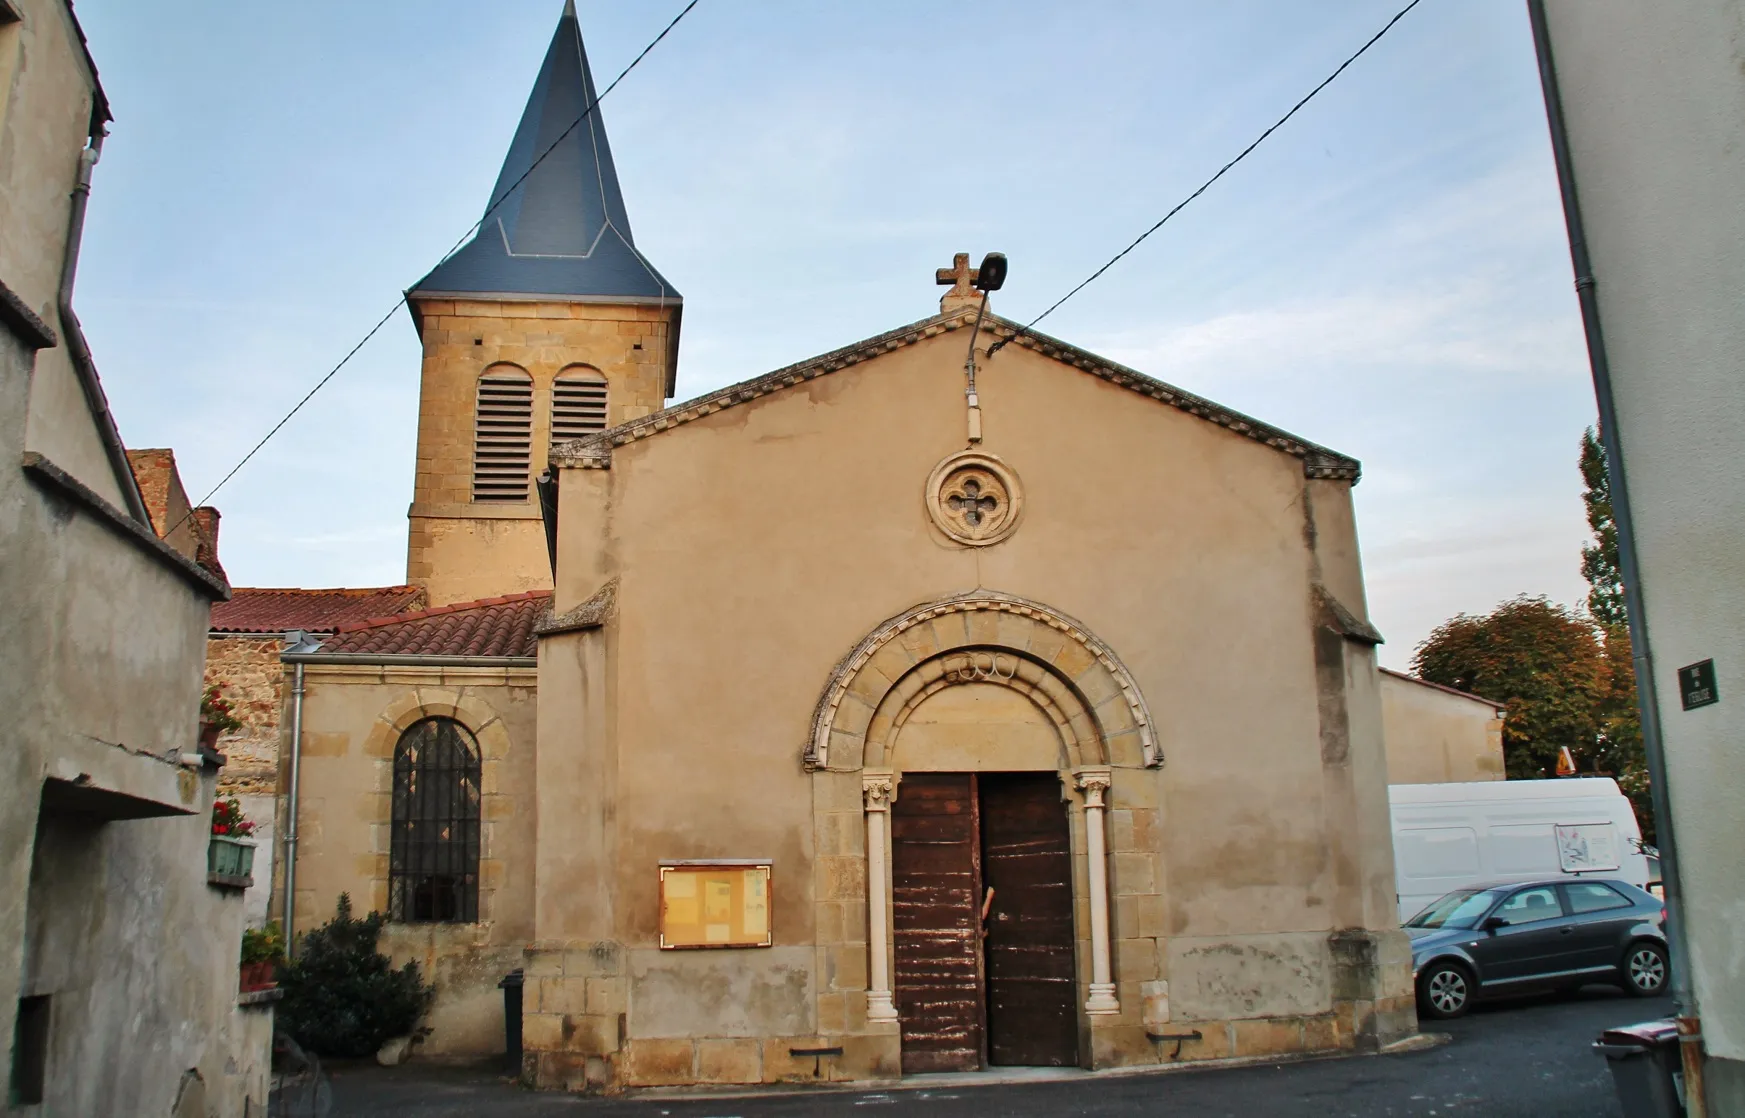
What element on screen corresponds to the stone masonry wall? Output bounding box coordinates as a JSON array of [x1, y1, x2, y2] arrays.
[[205, 636, 284, 796], [405, 298, 678, 606]]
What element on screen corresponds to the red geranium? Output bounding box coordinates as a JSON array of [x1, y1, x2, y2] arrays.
[[212, 797, 255, 838]]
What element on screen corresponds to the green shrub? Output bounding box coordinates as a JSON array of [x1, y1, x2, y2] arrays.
[[277, 894, 432, 1058], [241, 921, 286, 965]]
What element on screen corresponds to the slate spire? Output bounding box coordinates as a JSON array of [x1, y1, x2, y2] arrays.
[[409, 2, 680, 305]]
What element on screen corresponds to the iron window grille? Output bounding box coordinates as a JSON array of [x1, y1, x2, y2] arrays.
[[389, 717, 482, 923]]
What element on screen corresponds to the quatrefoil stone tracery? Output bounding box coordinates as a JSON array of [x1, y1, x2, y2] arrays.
[[945, 473, 1003, 529], [926, 452, 1023, 546]]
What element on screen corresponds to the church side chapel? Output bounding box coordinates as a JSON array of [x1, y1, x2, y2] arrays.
[[282, 1, 1417, 1091]]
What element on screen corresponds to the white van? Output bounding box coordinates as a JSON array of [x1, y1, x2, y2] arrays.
[[1389, 778, 1651, 922]]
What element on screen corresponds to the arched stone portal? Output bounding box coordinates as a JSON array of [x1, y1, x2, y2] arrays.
[[810, 593, 1155, 1062], [807, 591, 1161, 772]]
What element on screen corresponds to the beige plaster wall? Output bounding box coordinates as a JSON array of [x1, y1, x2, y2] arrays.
[[1379, 671, 1505, 785], [289, 664, 537, 1059], [1540, 5, 1745, 1096], [533, 318, 1412, 1086], [0, 0, 126, 507], [406, 297, 676, 606], [0, 7, 270, 1109], [0, 0, 85, 312], [1, 315, 267, 1110]]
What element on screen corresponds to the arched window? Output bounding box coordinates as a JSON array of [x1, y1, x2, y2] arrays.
[[472, 365, 533, 502], [551, 365, 609, 445], [388, 717, 482, 923]]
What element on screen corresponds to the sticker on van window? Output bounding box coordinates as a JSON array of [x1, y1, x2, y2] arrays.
[[1555, 823, 1620, 872]]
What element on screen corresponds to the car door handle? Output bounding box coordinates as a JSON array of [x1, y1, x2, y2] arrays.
[[1559, 927, 1574, 935]]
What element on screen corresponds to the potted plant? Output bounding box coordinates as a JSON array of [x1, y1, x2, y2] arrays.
[[208, 797, 257, 885], [240, 922, 285, 992], [199, 681, 245, 755]]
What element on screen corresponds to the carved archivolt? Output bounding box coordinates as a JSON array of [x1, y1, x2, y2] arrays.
[[807, 591, 1160, 771]]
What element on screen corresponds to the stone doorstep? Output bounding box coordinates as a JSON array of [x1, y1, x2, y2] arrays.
[[615, 1037, 1451, 1102]]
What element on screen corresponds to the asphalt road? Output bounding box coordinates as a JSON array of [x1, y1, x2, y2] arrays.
[[319, 986, 1671, 1117]]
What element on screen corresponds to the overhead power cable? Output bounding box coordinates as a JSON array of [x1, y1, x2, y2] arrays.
[[169, 0, 702, 536], [988, 0, 1427, 357]]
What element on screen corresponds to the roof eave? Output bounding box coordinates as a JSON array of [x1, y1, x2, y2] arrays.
[[280, 652, 537, 669]]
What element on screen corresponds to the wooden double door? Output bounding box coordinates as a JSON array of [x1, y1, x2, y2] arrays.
[[891, 772, 1079, 1072]]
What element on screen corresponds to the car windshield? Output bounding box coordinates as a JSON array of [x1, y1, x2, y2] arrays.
[[1407, 887, 1507, 930]]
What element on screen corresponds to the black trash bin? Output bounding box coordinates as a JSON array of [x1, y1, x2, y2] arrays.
[[1594, 1019, 1685, 1118], [498, 969, 525, 1075]]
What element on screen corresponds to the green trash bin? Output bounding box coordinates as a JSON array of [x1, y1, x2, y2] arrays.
[[1593, 1020, 1685, 1118]]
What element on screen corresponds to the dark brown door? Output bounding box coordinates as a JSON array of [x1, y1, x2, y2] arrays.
[[980, 773, 1079, 1067], [891, 773, 984, 1072]]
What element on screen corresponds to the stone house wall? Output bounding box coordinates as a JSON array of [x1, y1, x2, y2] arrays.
[[287, 663, 538, 1059]]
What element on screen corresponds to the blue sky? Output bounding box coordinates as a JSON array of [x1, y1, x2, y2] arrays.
[[70, 0, 1598, 669]]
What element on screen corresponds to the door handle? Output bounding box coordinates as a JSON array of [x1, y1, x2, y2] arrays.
[[1559, 927, 1574, 935]]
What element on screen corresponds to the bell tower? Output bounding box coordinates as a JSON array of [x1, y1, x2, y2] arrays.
[[404, 0, 681, 606]]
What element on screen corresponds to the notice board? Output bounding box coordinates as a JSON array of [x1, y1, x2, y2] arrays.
[[659, 860, 771, 949]]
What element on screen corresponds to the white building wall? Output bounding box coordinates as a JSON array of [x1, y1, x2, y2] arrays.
[[1538, 2, 1745, 1108]]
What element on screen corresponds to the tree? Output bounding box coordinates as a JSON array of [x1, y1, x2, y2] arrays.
[[1411, 596, 1606, 779], [1580, 426, 1653, 840], [1580, 427, 1626, 628]]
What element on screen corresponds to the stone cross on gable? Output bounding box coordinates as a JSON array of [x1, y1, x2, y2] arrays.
[[936, 252, 986, 313], [936, 253, 980, 298]]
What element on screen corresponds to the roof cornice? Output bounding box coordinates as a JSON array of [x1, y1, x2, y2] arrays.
[[550, 308, 1361, 482]]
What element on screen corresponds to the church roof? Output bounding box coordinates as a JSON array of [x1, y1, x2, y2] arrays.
[[316, 591, 551, 659], [211, 586, 426, 635], [407, 2, 681, 310], [551, 306, 1362, 481]]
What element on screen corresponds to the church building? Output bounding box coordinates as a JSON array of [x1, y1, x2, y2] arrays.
[[279, 2, 1418, 1090]]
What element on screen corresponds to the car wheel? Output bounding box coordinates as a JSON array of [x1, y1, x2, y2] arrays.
[[1622, 941, 1669, 997], [1417, 961, 1474, 1020]]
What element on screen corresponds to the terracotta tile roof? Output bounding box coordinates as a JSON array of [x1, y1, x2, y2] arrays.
[[210, 586, 427, 634], [317, 591, 551, 659]]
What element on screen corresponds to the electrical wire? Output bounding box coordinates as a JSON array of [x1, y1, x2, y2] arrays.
[[987, 0, 1427, 357], [166, 0, 703, 538]]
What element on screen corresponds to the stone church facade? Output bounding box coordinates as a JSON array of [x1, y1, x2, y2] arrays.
[[276, 0, 1420, 1091]]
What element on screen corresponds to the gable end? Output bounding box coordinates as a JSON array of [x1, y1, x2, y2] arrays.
[[551, 308, 1360, 482]]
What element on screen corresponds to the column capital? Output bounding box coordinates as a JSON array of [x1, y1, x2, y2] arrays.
[[1074, 766, 1112, 806], [863, 770, 896, 811]]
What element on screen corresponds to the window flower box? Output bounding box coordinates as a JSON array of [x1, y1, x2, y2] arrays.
[[239, 961, 277, 993], [208, 835, 255, 889]]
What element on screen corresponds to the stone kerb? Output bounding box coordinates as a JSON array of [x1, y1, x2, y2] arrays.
[[809, 592, 1161, 772]]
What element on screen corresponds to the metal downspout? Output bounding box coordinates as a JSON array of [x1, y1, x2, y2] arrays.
[[58, 129, 149, 524], [283, 659, 306, 954], [1526, 4, 1704, 1111]]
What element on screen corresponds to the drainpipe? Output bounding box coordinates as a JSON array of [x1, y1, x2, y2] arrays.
[[58, 126, 149, 524], [281, 631, 319, 954], [1526, 6, 1703, 1112]]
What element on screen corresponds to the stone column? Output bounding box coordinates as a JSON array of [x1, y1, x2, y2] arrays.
[[1078, 767, 1120, 1014], [863, 772, 899, 1023]]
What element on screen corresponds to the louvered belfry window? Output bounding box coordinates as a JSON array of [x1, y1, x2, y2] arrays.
[[551, 366, 609, 446], [388, 717, 482, 924], [472, 367, 534, 501]]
